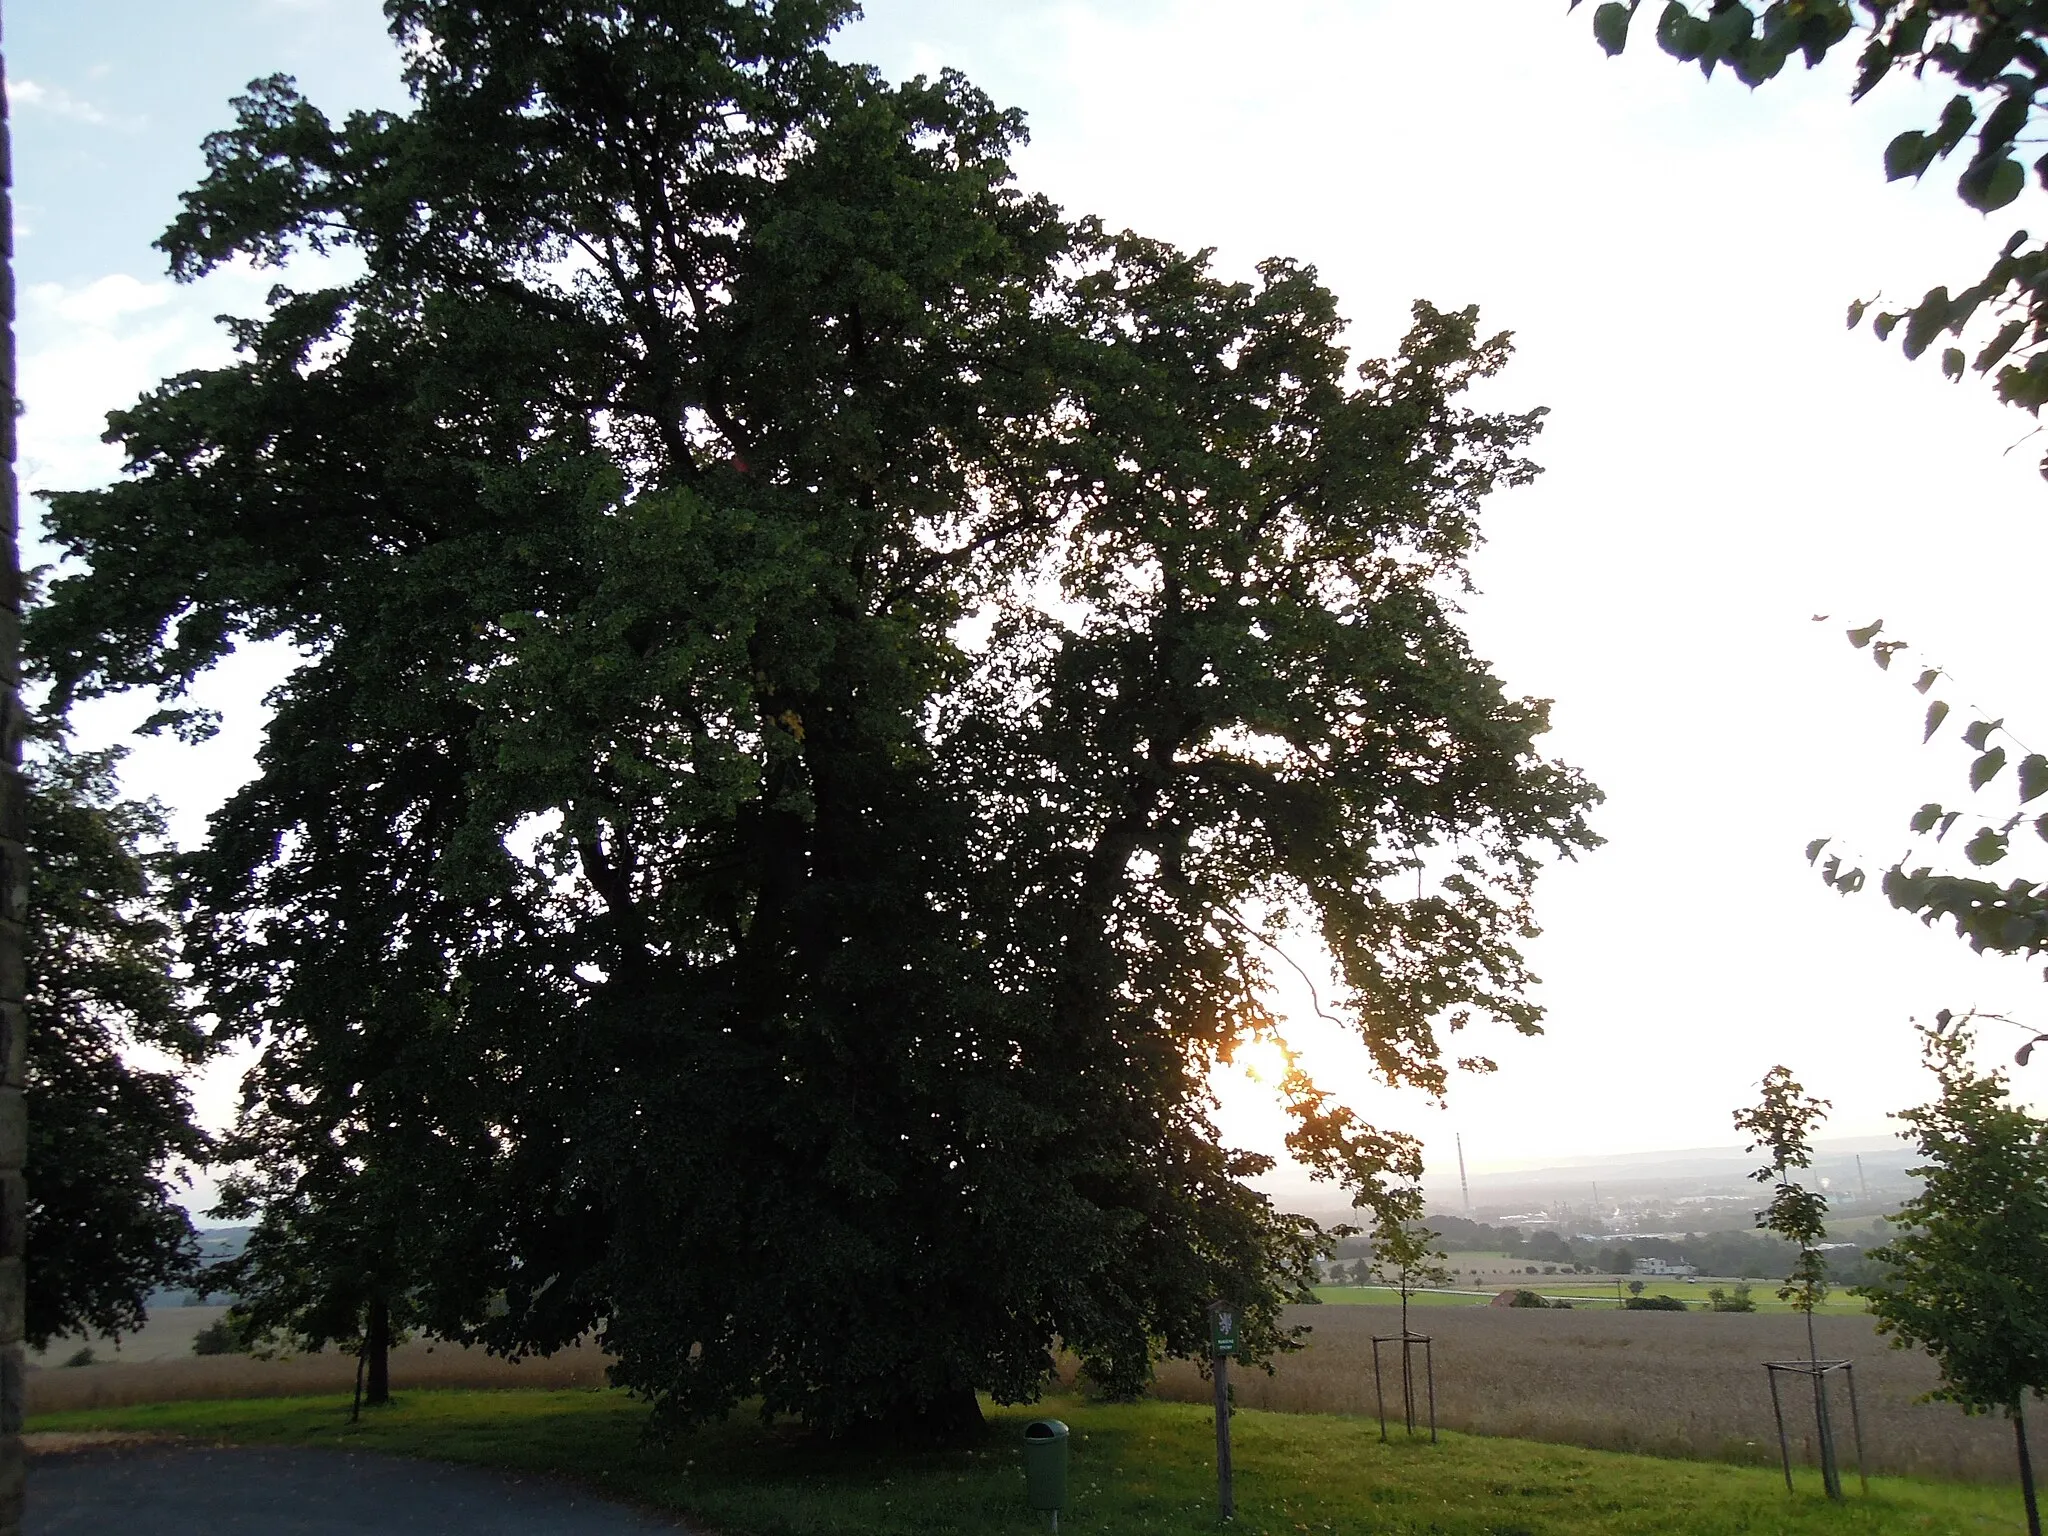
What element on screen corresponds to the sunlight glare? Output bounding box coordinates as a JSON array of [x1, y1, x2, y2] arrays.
[[1236, 1037, 1293, 1086]]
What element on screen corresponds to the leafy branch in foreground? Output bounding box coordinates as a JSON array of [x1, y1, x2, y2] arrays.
[[1805, 618, 2048, 1003], [1574, 1, 2048, 464]]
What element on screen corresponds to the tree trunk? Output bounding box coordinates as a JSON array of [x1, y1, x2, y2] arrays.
[[840, 1385, 986, 1446], [365, 1297, 391, 1407], [2018, 1400, 2041, 1536], [905, 1385, 983, 1443], [0, 33, 30, 1532]]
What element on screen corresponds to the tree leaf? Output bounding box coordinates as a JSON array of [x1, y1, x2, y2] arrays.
[[1966, 826, 2010, 866], [1805, 837, 1831, 864], [1972, 746, 2009, 790], [1980, 91, 2031, 155], [1846, 618, 1883, 648], [1925, 699, 1951, 741], [1656, 1, 1702, 58], [2020, 754, 2048, 803], [1977, 318, 2028, 371], [1910, 803, 1945, 834], [1964, 718, 2003, 751], [1914, 668, 1940, 694], [1933, 94, 1978, 156], [1943, 346, 1968, 380], [1704, 0, 1754, 56], [1885, 129, 1935, 180], [1903, 289, 1950, 359], [1592, 1, 1634, 55], [1847, 298, 1870, 329], [1939, 811, 1964, 841], [1961, 156, 2026, 213]]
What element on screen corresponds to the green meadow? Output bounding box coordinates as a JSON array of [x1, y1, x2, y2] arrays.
[[34, 1388, 2029, 1535]]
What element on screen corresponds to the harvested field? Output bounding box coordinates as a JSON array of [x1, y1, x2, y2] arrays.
[[35, 1302, 2022, 1485], [26, 1336, 610, 1415], [1151, 1303, 2018, 1482], [33, 1304, 240, 1365]]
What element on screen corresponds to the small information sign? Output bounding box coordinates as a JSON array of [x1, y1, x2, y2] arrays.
[[1207, 1301, 1238, 1358]]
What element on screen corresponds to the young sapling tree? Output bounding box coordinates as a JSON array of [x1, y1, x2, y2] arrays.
[[1365, 1180, 1450, 1438], [1368, 1194, 1450, 1340], [1735, 1065, 1845, 1497]]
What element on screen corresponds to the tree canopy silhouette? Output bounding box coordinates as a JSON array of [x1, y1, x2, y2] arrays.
[[35, 0, 1598, 1436]]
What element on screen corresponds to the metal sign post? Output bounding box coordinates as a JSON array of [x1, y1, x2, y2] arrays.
[[1207, 1301, 1237, 1522]]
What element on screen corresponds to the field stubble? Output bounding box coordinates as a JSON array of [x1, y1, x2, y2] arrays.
[[26, 1336, 609, 1415], [1149, 1304, 2020, 1483], [36, 1302, 2022, 1486]]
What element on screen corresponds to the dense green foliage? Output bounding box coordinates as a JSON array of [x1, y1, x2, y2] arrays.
[[1862, 1017, 2048, 1527], [23, 740, 210, 1349], [1576, 1, 2048, 460], [34, 0, 1597, 1435]]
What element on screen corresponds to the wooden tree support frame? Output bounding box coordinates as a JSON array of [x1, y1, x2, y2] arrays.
[[1763, 1358, 1867, 1500], [1371, 1331, 1436, 1444]]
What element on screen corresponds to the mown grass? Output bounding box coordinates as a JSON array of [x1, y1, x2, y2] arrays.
[[31, 1387, 2031, 1535]]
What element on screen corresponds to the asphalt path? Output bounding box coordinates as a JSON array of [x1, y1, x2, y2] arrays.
[[28, 1443, 691, 1534]]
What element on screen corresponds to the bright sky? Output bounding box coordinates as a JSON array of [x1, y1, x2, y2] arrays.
[[15, 1, 2048, 1206]]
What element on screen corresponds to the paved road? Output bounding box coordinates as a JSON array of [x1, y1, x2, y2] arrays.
[[29, 1444, 689, 1534]]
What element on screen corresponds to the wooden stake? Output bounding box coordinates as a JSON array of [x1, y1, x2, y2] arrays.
[[1213, 1350, 1234, 1522]]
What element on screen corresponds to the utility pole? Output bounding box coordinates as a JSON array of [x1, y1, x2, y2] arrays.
[[1456, 1133, 1471, 1215], [0, 16, 28, 1531]]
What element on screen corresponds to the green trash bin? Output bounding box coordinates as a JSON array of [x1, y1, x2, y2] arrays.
[[1024, 1417, 1069, 1520]]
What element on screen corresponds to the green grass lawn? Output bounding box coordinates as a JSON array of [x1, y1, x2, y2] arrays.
[[33, 1387, 2029, 1535]]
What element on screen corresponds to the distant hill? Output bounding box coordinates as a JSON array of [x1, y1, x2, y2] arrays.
[[1267, 1136, 1920, 1229], [1438, 1136, 1918, 1201]]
